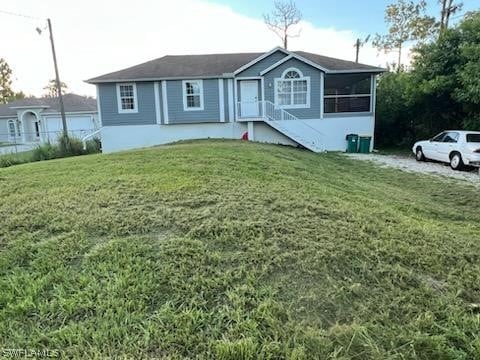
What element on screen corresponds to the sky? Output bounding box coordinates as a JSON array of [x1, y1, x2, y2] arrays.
[[0, 0, 478, 97]]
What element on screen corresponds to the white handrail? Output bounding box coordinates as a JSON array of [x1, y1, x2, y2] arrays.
[[263, 100, 298, 121], [82, 128, 102, 150], [236, 100, 299, 122]]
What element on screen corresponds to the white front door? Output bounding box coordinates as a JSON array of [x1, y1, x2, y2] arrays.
[[240, 81, 259, 118]]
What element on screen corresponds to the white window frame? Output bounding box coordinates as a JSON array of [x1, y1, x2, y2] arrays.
[[116, 83, 138, 114], [182, 80, 204, 111], [274, 68, 310, 109]]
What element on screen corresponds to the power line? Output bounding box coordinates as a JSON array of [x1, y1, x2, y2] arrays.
[[0, 9, 43, 21]]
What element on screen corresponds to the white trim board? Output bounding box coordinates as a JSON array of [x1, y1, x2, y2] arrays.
[[218, 79, 225, 122], [154, 81, 161, 124], [161, 81, 169, 124], [259, 53, 328, 75], [233, 47, 289, 75], [227, 79, 234, 122]]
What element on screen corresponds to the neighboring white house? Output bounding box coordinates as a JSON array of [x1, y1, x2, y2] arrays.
[[0, 94, 99, 145], [87, 47, 385, 153]]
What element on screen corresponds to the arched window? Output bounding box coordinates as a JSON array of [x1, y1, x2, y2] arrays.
[[284, 70, 301, 79], [274, 68, 310, 108]]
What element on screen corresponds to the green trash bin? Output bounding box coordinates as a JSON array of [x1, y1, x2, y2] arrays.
[[346, 134, 359, 153], [358, 136, 372, 153]]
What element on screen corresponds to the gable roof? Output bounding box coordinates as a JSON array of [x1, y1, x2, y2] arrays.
[[86, 48, 385, 83], [295, 51, 383, 72], [0, 94, 97, 118]]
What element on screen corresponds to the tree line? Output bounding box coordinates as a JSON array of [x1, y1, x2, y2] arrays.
[[374, 2, 479, 148]]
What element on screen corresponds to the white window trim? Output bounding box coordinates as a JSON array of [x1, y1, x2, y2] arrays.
[[182, 80, 204, 111], [116, 83, 138, 114], [274, 68, 310, 109], [7, 119, 19, 139]]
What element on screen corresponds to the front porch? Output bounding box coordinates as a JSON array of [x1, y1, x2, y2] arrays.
[[236, 100, 297, 122]]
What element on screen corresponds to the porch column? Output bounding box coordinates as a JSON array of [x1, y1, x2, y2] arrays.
[[20, 111, 27, 143], [247, 121, 255, 141], [320, 72, 325, 119]]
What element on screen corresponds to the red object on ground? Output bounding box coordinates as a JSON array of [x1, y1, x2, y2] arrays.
[[241, 132, 249, 141]]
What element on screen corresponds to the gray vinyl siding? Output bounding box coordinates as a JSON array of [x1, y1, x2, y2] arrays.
[[263, 58, 322, 119], [0, 119, 9, 142], [236, 50, 287, 77], [166, 79, 220, 124], [98, 82, 156, 126]]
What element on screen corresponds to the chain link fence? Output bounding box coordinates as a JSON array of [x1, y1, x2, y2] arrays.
[[0, 129, 100, 155]]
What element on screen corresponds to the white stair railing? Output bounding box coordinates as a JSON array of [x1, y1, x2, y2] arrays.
[[82, 128, 102, 150], [235, 100, 325, 152], [262, 100, 325, 152], [264, 100, 297, 121]]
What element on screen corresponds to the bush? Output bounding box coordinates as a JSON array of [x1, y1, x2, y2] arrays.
[[0, 135, 102, 168], [0, 155, 25, 168], [85, 137, 102, 154], [57, 134, 86, 157], [32, 143, 59, 161]]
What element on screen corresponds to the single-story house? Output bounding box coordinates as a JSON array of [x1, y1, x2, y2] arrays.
[[0, 94, 99, 144], [87, 47, 385, 153]]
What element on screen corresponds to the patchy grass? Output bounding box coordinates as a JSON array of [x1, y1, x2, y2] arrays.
[[0, 140, 479, 359]]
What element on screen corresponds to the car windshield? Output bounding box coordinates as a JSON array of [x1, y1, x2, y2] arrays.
[[466, 134, 480, 143], [431, 132, 446, 142]]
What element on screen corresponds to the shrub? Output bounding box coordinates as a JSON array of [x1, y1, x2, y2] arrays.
[[32, 142, 58, 161], [0, 156, 24, 168], [0, 135, 102, 168], [57, 134, 85, 157], [85, 137, 102, 154]]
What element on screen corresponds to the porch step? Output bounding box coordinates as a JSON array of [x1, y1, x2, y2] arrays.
[[264, 119, 325, 153]]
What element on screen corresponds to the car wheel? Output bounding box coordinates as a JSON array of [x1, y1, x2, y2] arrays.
[[450, 152, 464, 170], [415, 147, 425, 161]]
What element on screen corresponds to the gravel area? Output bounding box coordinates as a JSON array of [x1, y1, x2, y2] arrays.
[[345, 153, 480, 185]]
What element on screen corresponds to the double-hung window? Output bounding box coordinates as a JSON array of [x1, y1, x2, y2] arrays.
[[8, 119, 19, 139], [116, 83, 138, 113], [182, 80, 204, 111], [275, 68, 310, 109]]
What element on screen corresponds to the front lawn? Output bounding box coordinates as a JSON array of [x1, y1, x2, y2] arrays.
[[0, 140, 479, 359]]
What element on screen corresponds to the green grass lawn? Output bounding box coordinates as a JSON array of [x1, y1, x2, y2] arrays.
[[0, 140, 479, 359]]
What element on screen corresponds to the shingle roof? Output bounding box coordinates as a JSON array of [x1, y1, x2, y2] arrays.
[[86, 49, 385, 83], [0, 94, 97, 117], [294, 51, 382, 71]]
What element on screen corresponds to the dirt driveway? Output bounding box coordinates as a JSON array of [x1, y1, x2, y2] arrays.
[[345, 153, 480, 185]]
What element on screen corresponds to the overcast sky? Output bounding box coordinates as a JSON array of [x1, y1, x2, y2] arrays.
[[1, 0, 477, 97]]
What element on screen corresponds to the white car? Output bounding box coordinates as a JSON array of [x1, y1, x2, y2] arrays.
[[413, 130, 480, 170]]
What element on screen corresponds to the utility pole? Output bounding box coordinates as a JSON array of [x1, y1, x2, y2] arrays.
[[354, 35, 370, 63], [440, 0, 463, 31], [47, 18, 67, 136], [355, 39, 360, 63]]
